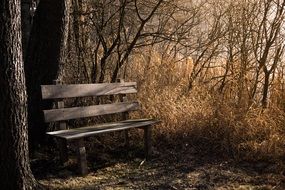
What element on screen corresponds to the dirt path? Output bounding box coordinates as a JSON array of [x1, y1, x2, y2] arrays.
[[33, 145, 285, 190]]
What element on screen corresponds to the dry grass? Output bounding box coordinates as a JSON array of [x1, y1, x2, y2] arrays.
[[36, 50, 285, 189], [125, 51, 285, 165]]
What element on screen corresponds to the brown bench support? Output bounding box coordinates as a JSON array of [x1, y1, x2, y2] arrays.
[[59, 139, 68, 164], [124, 130, 130, 148], [54, 80, 69, 165], [144, 126, 152, 160], [77, 139, 88, 175]]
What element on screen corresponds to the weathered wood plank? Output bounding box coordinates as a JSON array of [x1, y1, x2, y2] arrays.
[[46, 119, 160, 140], [43, 101, 140, 122], [41, 82, 137, 99]]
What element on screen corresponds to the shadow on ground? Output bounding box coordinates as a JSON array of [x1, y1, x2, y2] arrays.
[[32, 138, 285, 190]]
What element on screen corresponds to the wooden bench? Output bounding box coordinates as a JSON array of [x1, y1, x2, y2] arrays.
[[41, 79, 159, 175]]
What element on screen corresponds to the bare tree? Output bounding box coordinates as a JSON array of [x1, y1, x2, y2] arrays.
[[251, 0, 285, 108]]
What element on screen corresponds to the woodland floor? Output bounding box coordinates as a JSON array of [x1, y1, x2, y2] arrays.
[[32, 137, 285, 190]]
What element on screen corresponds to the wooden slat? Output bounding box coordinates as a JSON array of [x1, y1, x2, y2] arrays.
[[46, 119, 160, 140], [43, 101, 140, 122], [41, 82, 137, 99]]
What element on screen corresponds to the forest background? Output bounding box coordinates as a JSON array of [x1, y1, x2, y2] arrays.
[[42, 0, 285, 163]]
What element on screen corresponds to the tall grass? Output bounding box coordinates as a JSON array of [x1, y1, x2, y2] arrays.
[[126, 51, 285, 163]]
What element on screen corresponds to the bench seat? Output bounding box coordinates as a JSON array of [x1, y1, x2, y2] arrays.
[[47, 119, 159, 140], [41, 80, 159, 175]]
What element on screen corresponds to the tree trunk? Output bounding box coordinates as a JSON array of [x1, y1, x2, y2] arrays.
[[25, 0, 70, 149], [0, 0, 37, 188], [21, 0, 34, 58], [262, 72, 270, 108]]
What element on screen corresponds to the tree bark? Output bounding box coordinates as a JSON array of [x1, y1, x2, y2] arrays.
[[0, 0, 37, 188], [21, 0, 34, 58], [25, 0, 70, 149], [262, 72, 270, 108]]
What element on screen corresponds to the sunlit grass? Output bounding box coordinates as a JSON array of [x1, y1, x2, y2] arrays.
[[126, 51, 285, 163]]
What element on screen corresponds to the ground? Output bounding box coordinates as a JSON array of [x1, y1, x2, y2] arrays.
[[33, 138, 285, 190]]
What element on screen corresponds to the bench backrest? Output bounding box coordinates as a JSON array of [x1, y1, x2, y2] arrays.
[[41, 81, 138, 123]]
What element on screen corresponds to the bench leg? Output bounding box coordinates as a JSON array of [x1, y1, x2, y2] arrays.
[[144, 126, 152, 160], [76, 139, 88, 176], [124, 130, 130, 148], [58, 139, 68, 164]]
